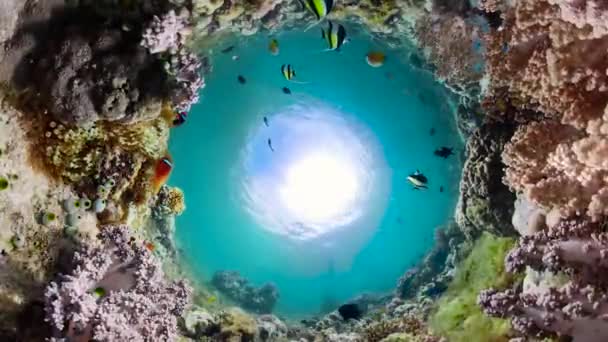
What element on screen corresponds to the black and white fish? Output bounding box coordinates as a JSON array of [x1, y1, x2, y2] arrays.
[[407, 170, 428, 190], [321, 21, 347, 51]]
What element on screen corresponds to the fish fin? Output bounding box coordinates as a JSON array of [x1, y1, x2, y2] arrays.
[[304, 19, 324, 32]]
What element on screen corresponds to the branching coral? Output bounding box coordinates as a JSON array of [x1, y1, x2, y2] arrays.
[[44, 225, 191, 341], [430, 233, 517, 342], [479, 218, 608, 340]]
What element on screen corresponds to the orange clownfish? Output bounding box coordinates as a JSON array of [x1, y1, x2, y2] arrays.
[[152, 156, 173, 193], [366, 51, 386, 68]]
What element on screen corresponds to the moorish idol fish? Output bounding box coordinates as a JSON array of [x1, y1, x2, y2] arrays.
[[321, 21, 347, 51], [407, 170, 428, 190], [281, 64, 296, 81], [299, 0, 335, 30]]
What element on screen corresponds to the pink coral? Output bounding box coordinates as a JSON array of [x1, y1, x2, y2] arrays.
[[44, 225, 191, 341]]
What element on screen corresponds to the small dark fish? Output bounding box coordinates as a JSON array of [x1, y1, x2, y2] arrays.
[[429, 128, 436, 136], [434, 147, 454, 159], [173, 112, 187, 126], [338, 303, 362, 320], [282, 87, 292, 94], [237, 75, 246, 84], [221, 45, 235, 53], [440, 186, 444, 193], [268, 138, 275, 152], [263, 116, 269, 127]]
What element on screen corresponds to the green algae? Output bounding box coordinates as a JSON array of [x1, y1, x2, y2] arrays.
[[0, 177, 8, 191], [429, 233, 519, 342]]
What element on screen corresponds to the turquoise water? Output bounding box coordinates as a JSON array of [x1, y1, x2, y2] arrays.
[[169, 28, 463, 317]]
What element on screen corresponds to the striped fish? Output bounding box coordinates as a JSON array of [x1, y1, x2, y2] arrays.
[[299, 0, 334, 20], [321, 21, 347, 51], [281, 64, 296, 81]]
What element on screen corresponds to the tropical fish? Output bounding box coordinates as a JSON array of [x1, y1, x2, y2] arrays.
[[282, 87, 292, 95], [264, 116, 269, 127], [152, 156, 173, 193], [173, 111, 187, 127], [281, 64, 296, 81], [338, 303, 362, 320], [299, 0, 335, 30], [434, 147, 454, 159], [145, 241, 155, 252], [237, 75, 247, 84], [366, 51, 385, 67], [207, 295, 217, 304], [268, 138, 275, 152], [221, 45, 235, 54], [232, 55, 240, 61], [269, 38, 280, 56], [429, 127, 436, 136], [321, 21, 347, 51], [439, 186, 444, 193], [407, 170, 428, 190]]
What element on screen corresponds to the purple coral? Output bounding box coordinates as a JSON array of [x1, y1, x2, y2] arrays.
[[141, 8, 204, 113], [44, 225, 191, 341], [141, 9, 190, 55], [479, 219, 608, 340]]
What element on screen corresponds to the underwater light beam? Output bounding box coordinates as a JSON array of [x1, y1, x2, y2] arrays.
[[239, 101, 390, 240], [280, 152, 360, 222]]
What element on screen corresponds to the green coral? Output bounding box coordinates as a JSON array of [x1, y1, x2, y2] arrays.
[[429, 233, 518, 342]]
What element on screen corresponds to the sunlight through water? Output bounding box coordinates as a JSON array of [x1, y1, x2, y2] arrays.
[[239, 102, 388, 240]]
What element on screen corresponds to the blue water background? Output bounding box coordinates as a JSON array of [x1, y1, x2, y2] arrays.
[[169, 28, 464, 317]]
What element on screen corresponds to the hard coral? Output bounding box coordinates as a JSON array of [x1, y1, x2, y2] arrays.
[[363, 315, 440, 342], [44, 225, 191, 341], [456, 121, 517, 238], [154, 185, 186, 216]]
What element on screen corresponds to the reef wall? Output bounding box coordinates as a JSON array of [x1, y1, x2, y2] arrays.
[[0, 0, 605, 341]]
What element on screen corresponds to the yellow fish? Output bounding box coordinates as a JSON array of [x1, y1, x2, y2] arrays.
[[269, 39, 279, 56]]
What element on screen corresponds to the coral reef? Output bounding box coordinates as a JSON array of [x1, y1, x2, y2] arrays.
[[45, 225, 191, 341], [430, 233, 518, 342], [211, 270, 279, 314], [479, 0, 608, 222], [480, 218, 608, 340], [456, 121, 517, 238], [396, 223, 467, 300], [363, 315, 440, 342]]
